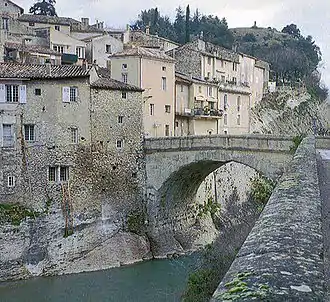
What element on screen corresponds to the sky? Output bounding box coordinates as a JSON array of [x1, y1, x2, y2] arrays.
[[15, 0, 330, 87]]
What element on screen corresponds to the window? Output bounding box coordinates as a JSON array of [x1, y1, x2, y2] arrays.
[[116, 139, 123, 149], [122, 73, 128, 83], [105, 44, 111, 53], [24, 125, 35, 142], [2, 17, 9, 30], [180, 85, 184, 92], [48, 167, 56, 182], [221, 75, 225, 82], [49, 166, 70, 182], [162, 77, 167, 91], [54, 25, 60, 31], [70, 87, 78, 102], [162, 66, 166, 71], [60, 166, 69, 181], [224, 94, 228, 110], [76, 47, 85, 59], [208, 87, 213, 97], [165, 105, 171, 113], [207, 57, 211, 65], [29, 22, 35, 26], [118, 116, 123, 124], [122, 63, 128, 70], [209, 102, 215, 109], [232, 77, 237, 85], [237, 96, 241, 112], [53, 45, 64, 53], [150, 104, 154, 116], [121, 91, 127, 99], [70, 127, 78, 143], [207, 72, 210, 79], [224, 114, 228, 126], [221, 60, 224, 68], [233, 62, 237, 71], [2, 124, 13, 147], [7, 176, 15, 188], [237, 114, 241, 125], [175, 121, 179, 127], [6, 85, 19, 102], [198, 86, 202, 93], [35, 88, 41, 96], [165, 125, 170, 136]]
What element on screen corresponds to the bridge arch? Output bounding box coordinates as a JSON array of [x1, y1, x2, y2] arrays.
[[144, 135, 293, 255]]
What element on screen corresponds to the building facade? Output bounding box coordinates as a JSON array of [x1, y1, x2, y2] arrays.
[[0, 63, 144, 212], [169, 39, 269, 135], [109, 47, 175, 137]]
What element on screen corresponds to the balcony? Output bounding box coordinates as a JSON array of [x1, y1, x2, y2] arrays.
[[194, 108, 223, 119]]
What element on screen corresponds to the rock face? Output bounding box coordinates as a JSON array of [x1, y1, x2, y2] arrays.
[[0, 208, 151, 281], [250, 87, 329, 135]]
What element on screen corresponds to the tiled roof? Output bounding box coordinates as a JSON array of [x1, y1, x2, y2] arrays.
[[110, 47, 175, 62], [0, 63, 89, 79], [96, 67, 112, 79], [18, 14, 80, 26], [91, 78, 143, 92], [5, 42, 60, 55]]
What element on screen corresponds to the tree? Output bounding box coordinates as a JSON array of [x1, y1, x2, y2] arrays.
[[185, 5, 190, 43], [282, 24, 301, 39], [151, 7, 159, 35], [174, 6, 186, 44], [29, 0, 57, 16]]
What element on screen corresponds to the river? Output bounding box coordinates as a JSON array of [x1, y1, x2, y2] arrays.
[[0, 253, 202, 302]]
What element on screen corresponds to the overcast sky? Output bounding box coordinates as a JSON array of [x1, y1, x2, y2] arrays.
[[16, 0, 330, 87]]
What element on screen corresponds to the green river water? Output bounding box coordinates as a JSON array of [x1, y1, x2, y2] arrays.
[[0, 254, 202, 302]]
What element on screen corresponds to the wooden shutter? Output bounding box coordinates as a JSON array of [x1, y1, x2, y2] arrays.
[[19, 85, 27, 104], [62, 87, 70, 103], [0, 84, 5, 103]]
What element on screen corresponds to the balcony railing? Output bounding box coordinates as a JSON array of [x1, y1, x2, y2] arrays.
[[176, 108, 223, 118]]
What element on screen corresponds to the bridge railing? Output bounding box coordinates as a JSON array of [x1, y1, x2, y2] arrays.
[[144, 135, 294, 153]]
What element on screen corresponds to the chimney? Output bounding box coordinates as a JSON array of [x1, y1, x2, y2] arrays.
[[45, 62, 51, 75], [81, 18, 89, 27], [146, 25, 150, 35]]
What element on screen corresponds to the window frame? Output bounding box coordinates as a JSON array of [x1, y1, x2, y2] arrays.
[[149, 104, 154, 116], [24, 124, 35, 142], [69, 87, 78, 102], [116, 139, 123, 149], [7, 176, 15, 188], [54, 25, 60, 31], [118, 116, 123, 124], [161, 77, 167, 91], [165, 105, 171, 113], [121, 73, 128, 84], [6, 84, 19, 103], [121, 91, 127, 99], [165, 125, 170, 137], [70, 127, 78, 144], [35, 88, 41, 96]]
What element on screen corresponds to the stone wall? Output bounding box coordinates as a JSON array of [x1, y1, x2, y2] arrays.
[[0, 77, 149, 281], [211, 136, 324, 301]]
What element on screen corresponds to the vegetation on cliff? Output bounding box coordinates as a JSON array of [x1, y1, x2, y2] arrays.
[[182, 175, 274, 301], [0, 203, 39, 226]]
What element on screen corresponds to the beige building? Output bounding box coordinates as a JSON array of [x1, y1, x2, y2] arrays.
[[169, 39, 270, 135], [109, 47, 175, 137], [175, 72, 223, 136]]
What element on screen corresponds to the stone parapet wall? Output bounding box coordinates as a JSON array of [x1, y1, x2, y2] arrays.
[[145, 135, 293, 153], [211, 136, 324, 301]]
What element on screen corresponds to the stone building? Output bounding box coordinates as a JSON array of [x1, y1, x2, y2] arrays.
[[0, 63, 144, 213], [4, 41, 61, 64], [168, 39, 270, 135], [109, 47, 175, 137]]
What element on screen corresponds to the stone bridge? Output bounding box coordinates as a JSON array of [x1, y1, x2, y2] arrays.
[[144, 135, 295, 255], [144, 135, 294, 204]]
